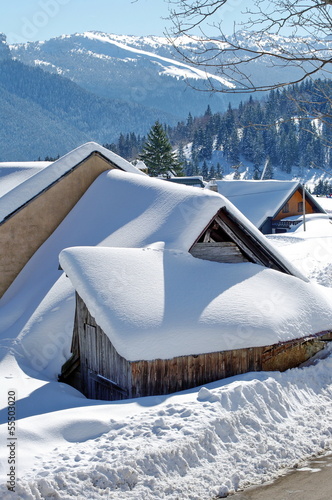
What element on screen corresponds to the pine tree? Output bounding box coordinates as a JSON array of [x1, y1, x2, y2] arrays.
[[185, 162, 194, 176], [201, 160, 209, 180], [139, 121, 183, 177], [253, 167, 261, 180], [216, 162, 223, 179], [313, 179, 324, 195], [231, 163, 241, 180], [209, 164, 216, 180], [186, 113, 194, 139]]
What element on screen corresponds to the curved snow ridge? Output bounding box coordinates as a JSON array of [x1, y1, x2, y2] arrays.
[[4, 353, 332, 499], [82, 31, 235, 88]]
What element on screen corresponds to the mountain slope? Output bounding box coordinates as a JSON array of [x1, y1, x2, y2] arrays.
[[0, 55, 175, 160], [0, 84, 88, 160], [11, 32, 237, 118], [11, 30, 332, 119]]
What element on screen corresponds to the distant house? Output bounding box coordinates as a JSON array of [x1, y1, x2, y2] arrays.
[[166, 176, 205, 188], [0, 142, 143, 297], [132, 160, 148, 174], [211, 180, 326, 234], [59, 172, 332, 401], [0, 161, 52, 198]]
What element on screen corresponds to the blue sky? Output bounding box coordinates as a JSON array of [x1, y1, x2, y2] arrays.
[[1, 0, 253, 44], [2, 0, 174, 43]]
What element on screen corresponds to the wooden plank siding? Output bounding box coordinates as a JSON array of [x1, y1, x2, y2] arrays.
[[59, 293, 331, 401], [190, 242, 248, 263], [274, 188, 320, 222], [72, 293, 132, 400], [188, 207, 296, 276]]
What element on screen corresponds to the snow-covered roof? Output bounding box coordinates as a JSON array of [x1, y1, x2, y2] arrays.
[[0, 142, 144, 223], [50, 169, 304, 280], [53, 170, 332, 361], [214, 180, 325, 229], [134, 160, 148, 171], [60, 245, 332, 361], [0, 161, 51, 198]]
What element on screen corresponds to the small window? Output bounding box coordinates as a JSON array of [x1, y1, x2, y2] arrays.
[[298, 201, 304, 212], [282, 203, 289, 214]]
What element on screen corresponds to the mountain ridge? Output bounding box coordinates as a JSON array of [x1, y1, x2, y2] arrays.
[[0, 34, 178, 160]]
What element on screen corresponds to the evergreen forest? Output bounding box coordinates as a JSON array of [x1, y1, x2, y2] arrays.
[[105, 79, 332, 187]]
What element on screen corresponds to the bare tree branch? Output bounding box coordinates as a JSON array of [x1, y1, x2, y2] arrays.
[[166, 0, 332, 94]]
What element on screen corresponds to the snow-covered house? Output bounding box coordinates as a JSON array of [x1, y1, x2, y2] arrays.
[[0, 160, 52, 198], [212, 180, 326, 234], [59, 171, 332, 401], [0, 142, 143, 297], [166, 176, 205, 188]]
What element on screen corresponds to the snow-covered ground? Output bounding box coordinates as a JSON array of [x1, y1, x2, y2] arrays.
[[268, 213, 332, 288], [1, 182, 332, 499]]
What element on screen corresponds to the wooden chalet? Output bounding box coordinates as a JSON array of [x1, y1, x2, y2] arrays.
[[61, 291, 332, 401], [58, 172, 332, 401], [213, 180, 326, 234]]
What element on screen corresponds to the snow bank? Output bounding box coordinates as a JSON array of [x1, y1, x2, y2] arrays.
[[60, 245, 332, 360], [268, 219, 332, 289], [2, 350, 332, 499], [1, 169, 332, 499], [313, 195, 332, 214]]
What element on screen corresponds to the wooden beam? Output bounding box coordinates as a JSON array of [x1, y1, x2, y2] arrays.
[[190, 242, 248, 263], [203, 229, 212, 243], [88, 370, 129, 397], [214, 215, 263, 265], [59, 352, 80, 381], [217, 208, 295, 275]]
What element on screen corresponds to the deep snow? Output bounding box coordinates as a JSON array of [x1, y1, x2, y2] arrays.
[[0, 172, 332, 499], [1, 347, 332, 499], [60, 245, 332, 361]]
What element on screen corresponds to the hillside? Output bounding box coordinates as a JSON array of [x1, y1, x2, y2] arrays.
[[10, 31, 237, 119], [0, 40, 175, 160], [11, 30, 332, 117], [106, 82, 332, 189]]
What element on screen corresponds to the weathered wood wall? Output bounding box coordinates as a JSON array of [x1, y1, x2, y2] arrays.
[[73, 293, 132, 400], [190, 242, 248, 263], [60, 294, 331, 401], [130, 347, 264, 398]]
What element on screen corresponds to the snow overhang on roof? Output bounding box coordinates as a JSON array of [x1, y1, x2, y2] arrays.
[[0, 142, 144, 223], [59, 246, 332, 361]]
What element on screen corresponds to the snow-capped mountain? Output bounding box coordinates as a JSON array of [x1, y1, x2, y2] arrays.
[[10, 30, 332, 117], [3, 30, 332, 160], [0, 33, 178, 160], [10, 31, 239, 119]]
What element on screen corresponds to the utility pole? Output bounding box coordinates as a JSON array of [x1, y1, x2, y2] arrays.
[[260, 158, 269, 180], [302, 183, 306, 232]]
